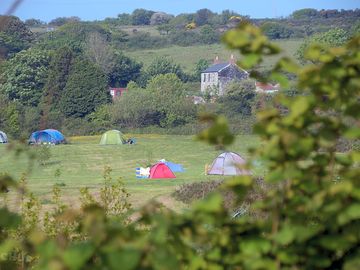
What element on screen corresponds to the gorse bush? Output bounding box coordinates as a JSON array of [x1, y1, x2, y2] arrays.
[[0, 23, 359, 269]]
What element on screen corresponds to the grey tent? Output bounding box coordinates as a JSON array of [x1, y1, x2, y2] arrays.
[[207, 152, 251, 176], [0, 131, 8, 143]]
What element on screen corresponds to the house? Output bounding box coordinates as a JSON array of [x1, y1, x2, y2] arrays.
[[201, 55, 248, 96], [255, 82, 280, 93], [109, 87, 127, 100]]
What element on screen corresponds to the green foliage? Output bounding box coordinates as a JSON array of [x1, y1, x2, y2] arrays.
[[195, 8, 215, 26], [1, 48, 50, 106], [1, 14, 360, 270], [59, 58, 111, 118], [261, 22, 294, 39], [290, 8, 318, 19], [49, 16, 80, 27], [80, 166, 131, 217], [200, 25, 220, 44], [37, 21, 110, 53], [112, 74, 197, 128], [109, 51, 142, 87], [147, 73, 196, 127], [2, 102, 21, 138], [24, 18, 44, 27], [296, 28, 349, 63], [111, 86, 160, 128], [146, 56, 187, 82], [131, 9, 155, 25], [40, 46, 74, 126], [217, 80, 256, 117], [116, 13, 132, 25], [0, 16, 34, 59], [193, 58, 210, 81], [197, 114, 235, 149]]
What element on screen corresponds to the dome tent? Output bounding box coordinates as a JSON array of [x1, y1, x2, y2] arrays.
[[0, 131, 8, 143], [149, 163, 176, 179], [100, 130, 127, 145], [207, 152, 251, 176], [164, 161, 184, 173], [29, 129, 66, 145]]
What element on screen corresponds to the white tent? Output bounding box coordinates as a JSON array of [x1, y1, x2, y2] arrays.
[[0, 131, 8, 143], [207, 152, 251, 176]]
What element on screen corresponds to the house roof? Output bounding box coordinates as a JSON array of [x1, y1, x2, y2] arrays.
[[255, 82, 280, 91], [203, 63, 230, 73]]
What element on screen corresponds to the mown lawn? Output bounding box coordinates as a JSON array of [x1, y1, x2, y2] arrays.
[[0, 134, 261, 209], [126, 39, 302, 72]]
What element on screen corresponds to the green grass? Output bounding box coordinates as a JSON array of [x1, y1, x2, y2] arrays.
[[126, 39, 302, 72], [0, 134, 261, 209]]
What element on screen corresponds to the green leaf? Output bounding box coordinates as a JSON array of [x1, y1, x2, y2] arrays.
[[290, 96, 310, 118], [240, 53, 261, 69], [0, 208, 21, 229], [194, 193, 223, 213], [107, 248, 141, 270], [273, 225, 295, 245], [270, 72, 289, 88], [338, 204, 360, 225], [63, 243, 95, 270], [344, 127, 360, 139]]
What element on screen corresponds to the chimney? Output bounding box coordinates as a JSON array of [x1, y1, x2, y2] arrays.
[[229, 54, 236, 64], [214, 56, 220, 64]]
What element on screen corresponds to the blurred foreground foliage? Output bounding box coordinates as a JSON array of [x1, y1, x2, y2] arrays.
[[1, 22, 359, 269]]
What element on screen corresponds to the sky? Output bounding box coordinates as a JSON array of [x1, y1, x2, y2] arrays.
[[1, 0, 359, 22]]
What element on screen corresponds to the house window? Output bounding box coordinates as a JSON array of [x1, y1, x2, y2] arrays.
[[203, 74, 206, 82], [208, 74, 210, 82]]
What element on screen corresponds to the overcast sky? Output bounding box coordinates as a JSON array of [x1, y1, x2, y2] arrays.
[[1, 0, 359, 22]]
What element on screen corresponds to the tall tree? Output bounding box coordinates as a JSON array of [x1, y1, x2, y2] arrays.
[[1, 48, 50, 107], [59, 58, 111, 118], [40, 46, 74, 127], [194, 9, 214, 26], [85, 32, 115, 75], [108, 52, 142, 87]]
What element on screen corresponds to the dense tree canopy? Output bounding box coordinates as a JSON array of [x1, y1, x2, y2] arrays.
[[0, 16, 34, 58], [60, 58, 111, 118], [296, 28, 349, 62], [146, 56, 187, 82], [40, 46, 74, 125], [261, 22, 294, 39], [290, 8, 318, 19], [1, 48, 50, 106], [48, 16, 81, 26], [131, 9, 155, 25], [194, 8, 215, 26], [108, 52, 142, 87]]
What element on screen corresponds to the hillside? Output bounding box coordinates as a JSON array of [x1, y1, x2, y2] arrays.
[[125, 39, 302, 72]]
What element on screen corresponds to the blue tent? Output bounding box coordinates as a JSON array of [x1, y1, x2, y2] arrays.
[[29, 129, 66, 145], [164, 161, 185, 173]]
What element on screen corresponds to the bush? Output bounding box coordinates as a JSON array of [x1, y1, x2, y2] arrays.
[[169, 30, 201, 46], [125, 32, 168, 49]]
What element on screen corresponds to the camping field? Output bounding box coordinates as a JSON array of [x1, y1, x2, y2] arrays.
[[0, 134, 261, 210]]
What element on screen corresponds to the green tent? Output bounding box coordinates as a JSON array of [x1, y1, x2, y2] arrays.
[[100, 130, 127, 145]]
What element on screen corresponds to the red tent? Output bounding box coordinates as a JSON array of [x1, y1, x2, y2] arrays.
[[149, 163, 176, 179]]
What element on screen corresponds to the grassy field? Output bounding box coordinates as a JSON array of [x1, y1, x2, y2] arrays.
[[0, 134, 261, 210], [126, 39, 302, 72]]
